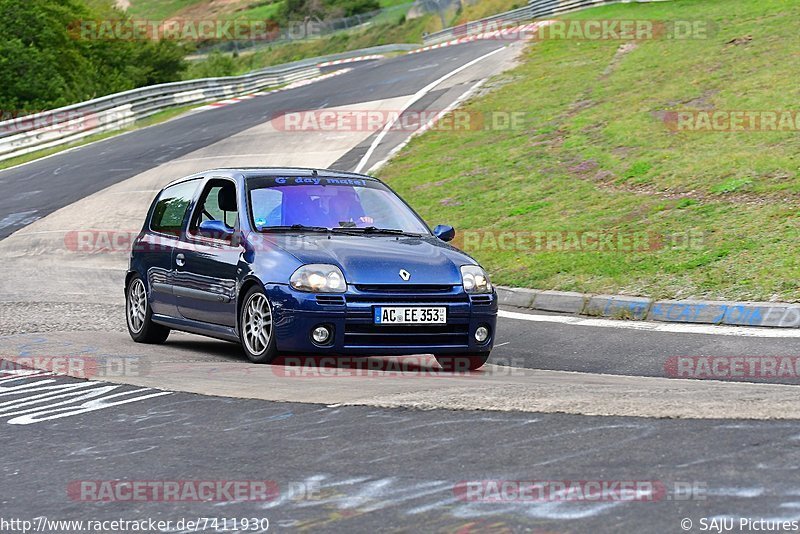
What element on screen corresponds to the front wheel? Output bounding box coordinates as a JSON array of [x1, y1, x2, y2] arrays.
[[126, 275, 170, 344], [434, 352, 490, 372], [239, 285, 278, 364]]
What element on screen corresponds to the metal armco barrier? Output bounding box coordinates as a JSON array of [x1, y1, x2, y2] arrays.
[[0, 44, 416, 163], [423, 0, 665, 44]]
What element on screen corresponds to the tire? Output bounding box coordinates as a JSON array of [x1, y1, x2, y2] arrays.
[[239, 285, 278, 364], [434, 352, 490, 372], [126, 275, 170, 344]]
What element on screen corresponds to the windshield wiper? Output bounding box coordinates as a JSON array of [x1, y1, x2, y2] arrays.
[[263, 225, 422, 237], [262, 224, 330, 233], [331, 226, 420, 237]]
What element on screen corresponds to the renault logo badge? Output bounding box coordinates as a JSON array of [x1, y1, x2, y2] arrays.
[[399, 269, 411, 281]]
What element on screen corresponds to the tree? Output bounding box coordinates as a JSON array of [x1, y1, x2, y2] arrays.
[[0, 0, 187, 112]]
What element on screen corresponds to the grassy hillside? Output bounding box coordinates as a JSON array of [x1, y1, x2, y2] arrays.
[[127, 0, 405, 22], [126, 0, 207, 20], [183, 14, 439, 78], [378, 0, 800, 302], [127, 0, 524, 76]]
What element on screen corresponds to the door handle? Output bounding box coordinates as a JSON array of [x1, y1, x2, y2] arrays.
[[176, 253, 185, 267]]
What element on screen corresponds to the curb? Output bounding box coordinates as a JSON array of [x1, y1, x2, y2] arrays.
[[192, 69, 353, 112], [496, 286, 800, 328], [410, 22, 550, 55], [317, 54, 385, 67]]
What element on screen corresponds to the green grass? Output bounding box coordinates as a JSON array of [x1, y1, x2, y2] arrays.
[[126, 0, 406, 25], [185, 13, 440, 77], [377, 0, 800, 302], [452, 0, 524, 25], [126, 0, 209, 20], [226, 2, 284, 22]]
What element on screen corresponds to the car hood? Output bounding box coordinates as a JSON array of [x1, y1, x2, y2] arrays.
[[265, 233, 472, 285]]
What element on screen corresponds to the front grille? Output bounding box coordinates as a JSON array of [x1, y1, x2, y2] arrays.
[[344, 323, 469, 348], [316, 295, 346, 306], [354, 284, 454, 293], [346, 294, 468, 304], [470, 294, 493, 306], [341, 284, 473, 348]]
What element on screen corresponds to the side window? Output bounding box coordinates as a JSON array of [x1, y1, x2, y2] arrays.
[[150, 180, 199, 236], [189, 180, 238, 235]]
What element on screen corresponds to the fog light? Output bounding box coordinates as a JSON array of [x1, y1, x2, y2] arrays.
[[475, 325, 490, 343], [312, 325, 332, 344]]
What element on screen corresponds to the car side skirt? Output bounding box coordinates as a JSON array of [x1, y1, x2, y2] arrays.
[[151, 314, 240, 343]]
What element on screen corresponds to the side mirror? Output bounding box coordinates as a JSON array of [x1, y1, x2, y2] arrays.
[[433, 225, 455, 242], [198, 220, 234, 240]]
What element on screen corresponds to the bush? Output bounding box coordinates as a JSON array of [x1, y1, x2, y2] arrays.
[[183, 51, 240, 79]]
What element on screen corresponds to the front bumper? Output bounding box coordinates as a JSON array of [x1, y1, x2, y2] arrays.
[[264, 283, 498, 355]]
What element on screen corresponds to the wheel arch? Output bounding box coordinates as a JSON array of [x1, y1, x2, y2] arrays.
[[125, 270, 140, 294], [236, 277, 266, 331]]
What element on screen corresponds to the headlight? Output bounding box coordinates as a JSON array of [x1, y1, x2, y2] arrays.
[[290, 264, 347, 293], [461, 265, 492, 294]]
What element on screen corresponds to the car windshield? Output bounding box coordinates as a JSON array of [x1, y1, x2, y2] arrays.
[[248, 176, 431, 235]]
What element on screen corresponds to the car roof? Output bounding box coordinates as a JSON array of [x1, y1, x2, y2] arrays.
[[162, 167, 379, 189]]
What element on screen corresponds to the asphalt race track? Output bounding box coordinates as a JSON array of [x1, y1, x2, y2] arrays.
[[2, 39, 799, 532], [0, 39, 507, 239]]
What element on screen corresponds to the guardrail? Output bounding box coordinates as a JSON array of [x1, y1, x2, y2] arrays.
[[0, 44, 417, 164], [423, 0, 660, 44], [192, 3, 415, 58]]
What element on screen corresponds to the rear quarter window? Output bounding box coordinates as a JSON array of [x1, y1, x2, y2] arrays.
[[150, 180, 199, 235]]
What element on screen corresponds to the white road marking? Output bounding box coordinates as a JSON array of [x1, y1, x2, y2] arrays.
[[367, 77, 488, 173], [0, 369, 171, 425], [407, 64, 439, 72], [353, 46, 506, 173], [499, 309, 800, 338]]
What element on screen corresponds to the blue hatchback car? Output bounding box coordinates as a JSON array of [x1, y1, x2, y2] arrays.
[[125, 168, 497, 370]]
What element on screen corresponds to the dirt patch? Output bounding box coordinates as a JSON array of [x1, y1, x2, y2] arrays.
[[601, 42, 638, 78], [726, 35, 753, 47], [169, 0, 258, 21], [567, 159, 599, 176], [590, 175, 800, 207], [412, 178, 453, 191]]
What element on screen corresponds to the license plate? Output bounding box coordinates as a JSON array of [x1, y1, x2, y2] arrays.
[[374, 307, 447, 324]]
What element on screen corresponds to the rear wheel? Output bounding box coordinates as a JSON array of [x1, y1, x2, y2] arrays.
[[239, 285, 278, 364], [434, 352, 490, 372], [126, 275, 170, 344]]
